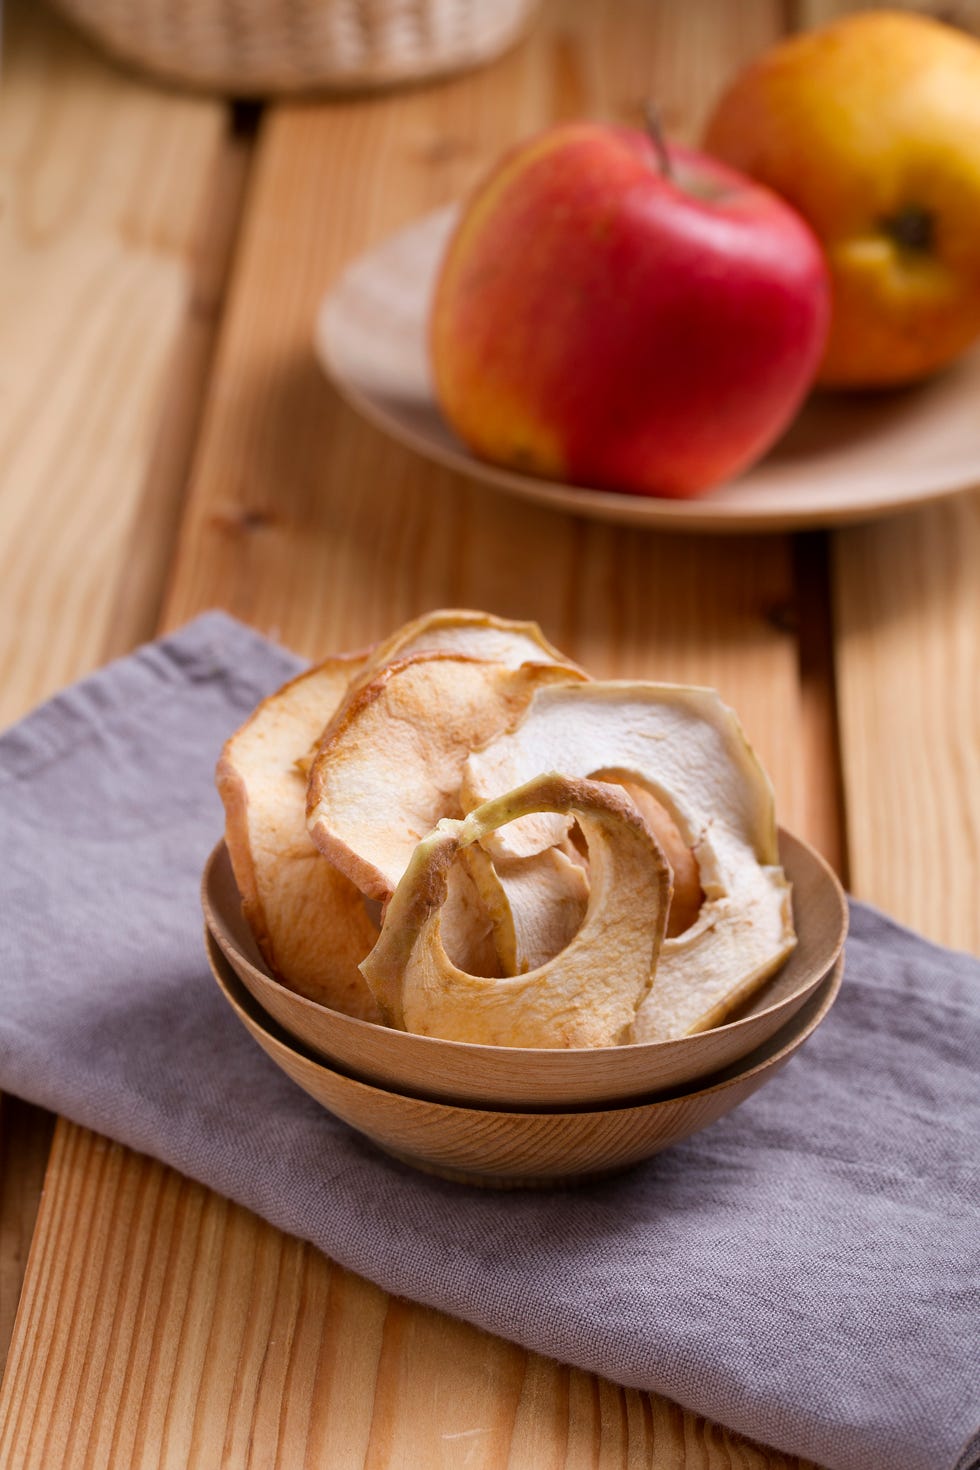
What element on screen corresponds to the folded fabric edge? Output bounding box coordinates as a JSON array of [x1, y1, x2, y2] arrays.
[[0, 612, 305, 785]]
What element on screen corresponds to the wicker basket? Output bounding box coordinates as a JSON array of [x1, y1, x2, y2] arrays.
[[51, 0, 538, 94]]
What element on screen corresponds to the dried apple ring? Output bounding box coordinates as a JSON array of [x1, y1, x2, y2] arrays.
[[461, 841, 590, 976], [460, 681, 796, 1041], [359, 773, 672, 1049], [215, 656, 383, 1022], [306, 653, 587, 976], [344, 607, 583, 699], [294, 609, 584, 779]]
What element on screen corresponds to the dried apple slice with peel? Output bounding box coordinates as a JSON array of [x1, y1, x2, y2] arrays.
[[295, 608, 584, 780], [348, 608, 582, 694], [215, 656, 383, 1022], [306, 652, 589, 974], [359, 774, 672, 1048], [461, 681, 796, 1040], [463, 842, 590, 975], [596, 774, 702, 937], [306, 655, 588, 950], [533, 789, 699, 940]]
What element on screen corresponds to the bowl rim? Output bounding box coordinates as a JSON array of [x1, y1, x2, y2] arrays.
[[206, 925, 844, 1119], [201, 826, 848, 1061]]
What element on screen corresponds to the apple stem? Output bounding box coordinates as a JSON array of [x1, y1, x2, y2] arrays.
[[643, 102, 674, 181]]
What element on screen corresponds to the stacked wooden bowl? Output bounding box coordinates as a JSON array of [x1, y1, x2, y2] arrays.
[[202, 830, 847, 1187]]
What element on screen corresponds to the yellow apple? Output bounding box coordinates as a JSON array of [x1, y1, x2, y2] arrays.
[[704, 10, 980, 388]]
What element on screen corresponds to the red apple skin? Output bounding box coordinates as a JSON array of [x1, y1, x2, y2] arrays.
[[430, 123, 831, 499]]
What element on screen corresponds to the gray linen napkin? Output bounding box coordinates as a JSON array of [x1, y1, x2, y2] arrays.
[[0, 613, 977, 1470]]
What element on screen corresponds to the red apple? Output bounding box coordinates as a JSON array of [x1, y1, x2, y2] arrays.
[[430, 121, 831, 499]]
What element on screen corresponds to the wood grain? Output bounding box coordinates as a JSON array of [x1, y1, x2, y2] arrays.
[[0, 0, 241, 1393], [833, 494, 980, 950], [0, 0, 232, 729], [99, 114, 256, 665], [1, 1, 832, 1466]]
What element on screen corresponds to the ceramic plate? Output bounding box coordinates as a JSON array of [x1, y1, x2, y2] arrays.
[[315, 205, 980, 533]]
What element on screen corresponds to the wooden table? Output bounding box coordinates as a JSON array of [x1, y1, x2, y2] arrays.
[[0, 1, 976, 1464]]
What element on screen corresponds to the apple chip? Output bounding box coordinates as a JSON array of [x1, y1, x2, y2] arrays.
[[306, 652, 586, 900], [463, 842, 590, 975], [360, 774, 672, 1048], [348, 608, 582, 694], [292, 607, 584, 781], [215, 656, 383, 1022], [461, 682, 796, 1040], [306, 653, 588, 975], [597, 774, 702, 938]]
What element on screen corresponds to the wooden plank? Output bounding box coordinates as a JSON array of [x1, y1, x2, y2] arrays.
[[1, 2, 829, 1466], [0, 0, 233, 727], [0, 0, 244, 1387], [833, 494, 980, 950], [99, 114, 257, 665]]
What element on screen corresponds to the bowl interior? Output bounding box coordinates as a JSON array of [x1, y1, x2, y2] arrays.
[[203, 827, 847, 1109]]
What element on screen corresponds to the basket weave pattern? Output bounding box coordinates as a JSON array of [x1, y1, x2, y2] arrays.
[[52, 0, 536, 93]]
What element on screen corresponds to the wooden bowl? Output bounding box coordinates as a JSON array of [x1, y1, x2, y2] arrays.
[[206, 930, 843, 1187], [202, 829, 846, 1109]]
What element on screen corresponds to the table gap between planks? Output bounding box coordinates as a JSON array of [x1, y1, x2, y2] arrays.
[[0, 0, 976, 1466]]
